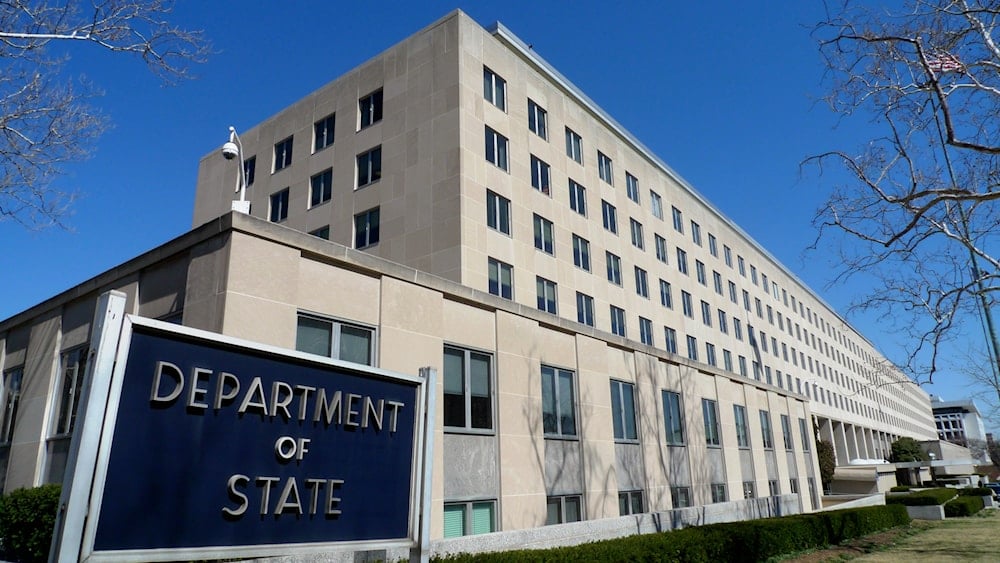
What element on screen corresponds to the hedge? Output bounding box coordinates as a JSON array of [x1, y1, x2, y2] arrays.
[[944, 496, 985, 517], [0, 484, 62, 563], [433, 505, 910, 562], [890, 485, 911, 492], [885, 487, 956, 506], [956, 487, 992, 497]]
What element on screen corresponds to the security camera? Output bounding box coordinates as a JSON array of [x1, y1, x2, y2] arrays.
[[221, 141, 239, 160]]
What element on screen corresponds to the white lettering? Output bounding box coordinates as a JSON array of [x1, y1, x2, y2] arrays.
[[150, 361, 184, 403]]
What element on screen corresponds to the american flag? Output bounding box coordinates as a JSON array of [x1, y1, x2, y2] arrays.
[[926, 52, 963, 73]]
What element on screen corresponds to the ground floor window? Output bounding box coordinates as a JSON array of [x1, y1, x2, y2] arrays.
[[443, 500, 496, 538], [671, 486, 692, 508], [711, 483, 727, 503], [743, 480, 756, 499], [546, 494, 583, 525], [618, 490, 644, 515]]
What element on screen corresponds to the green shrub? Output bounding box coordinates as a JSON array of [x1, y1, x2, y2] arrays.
[[432, 505, 910, 562], [957, 487, 991, 497], [885, 487, 956, 506], [0, 484, 62, 563], [890, 485, 911, 492], [944, 496, 984, 517]]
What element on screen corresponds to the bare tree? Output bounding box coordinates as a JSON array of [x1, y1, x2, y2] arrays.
[[0, 0, 208, 228], [809, 0, 1000, 385]]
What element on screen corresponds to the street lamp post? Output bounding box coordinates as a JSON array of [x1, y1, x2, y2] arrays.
[[222, 126, 250, 214]]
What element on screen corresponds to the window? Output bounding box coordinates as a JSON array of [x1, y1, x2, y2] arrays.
[[691, 221, 702, 246], [356, 146, 382, 187], [296, 315, 375, 366], [728, 281, 737, 303], [664, 327, 678, 353], [681, 291, 693, 318], [799, 418, 811, 451], [488, 258, 513, 299], [483, 66, 506, 110], [759, 410, 774, 449], [597, 151, 613, 184], [243, 156, 256, 186], [713, 271, 723, 294], [672, 206, 684, 233], [650, 190, 663, 219], [610, 305, 626, 337], [655, 234, 668, 263], [601, 200, 618, 233], [639, 317, 654, 345], [626, 173, 639, 203], [723, 350, 733, 372], [313, 113, 335, 151], [734, 404, 750, 448], [781, 414, 793, 450], [711, 483, 727, 503], [1, 368, 23, 444], [671, 486, 692, 508], [686, 335, 698, 361], [444, 500, 496, 538], [659, 279, 673, 308], [610, 380, 638, 441], [676, 248, 688, 275], [485, 127, 509, 171], [269, 188, 289, 222], [790, 478, 800, 496], [536, 276, 557, 314], [359, 89, 383, 129], [576, 292, 594, 326], [530, 155, 551, 195], [273, 136, 293, 172], [486, 190, 511, 234], [724, 245, 733, 267], [354, 207, 380, 248], [705, 343, 717, 366], [572, 235, 591, 271], [443, 346, 493, 431], [696, 260, 706, 285], [565, 127, 583, 164], [618, 491, 644, 516], [708, 233, 718, 257], [546, 495, 582, 524], [606, 252, 622, 285], [310, 168, 333, 207], [738, 256, 746, 276], [629, 218, 644, 249], [533, 214, 554, 254], [568, 179, 587, 215], [718, 310, 728, 334], [528, 99, 547, 138], [702, 399, 720, 446], [734, 319, 743, 340], [541, 366, 577, 437], [662, 390, 684, 445], [743, 481, 756, 499], [309, 226, 330, 240], [768, 479, 780, 497], [701, 300, 712, 326], [634, 267, 649, 298]]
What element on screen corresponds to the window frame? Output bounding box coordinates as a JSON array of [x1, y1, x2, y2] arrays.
[[546, 494, 583, 525], [533, 214, 555, 255], [565, 127, 583, 164], [1, 367, 24, 445], [662, 390, 685, 445], [609, 305, 627, 337], [295, 313, 377, 366], [483, 66, 507, 111], [485, 126, 509, 171], [444, 500, 497, 538], [536, 276, 557, 314], [528, 99, 548, 139], [443, 345, 495, 433], [310, 168, 333, 207], [353, 207, 380, 249], [576, 292, 595, 326], [356, 145, 383, 188], [359, 88, 384, 129], [269, 188, 289, 223], [488, 257, 513, 300], [541, 365, 578, 438], [734, 404, 750, 448], [273, 136, 293, 172], [486, 190, 511, 235], [601, 200, 618, 234], [313, 113, 336, 152], [702, 398, 721, 446], [610, 379, 638, 442], [530, 155, 552, 195], [597, 151, 613, 184], [568, 179, 587, 216], [572, 234, 591, 271]]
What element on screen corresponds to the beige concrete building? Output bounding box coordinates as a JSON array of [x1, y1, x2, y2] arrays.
[[0, 9, 935, 550]]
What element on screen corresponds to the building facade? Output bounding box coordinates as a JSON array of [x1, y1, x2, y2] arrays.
[[0, 10, 935, 547], [932, 396, 988, 456]]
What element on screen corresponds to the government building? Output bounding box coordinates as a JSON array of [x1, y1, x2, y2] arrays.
[[0, 10, 936, 556]]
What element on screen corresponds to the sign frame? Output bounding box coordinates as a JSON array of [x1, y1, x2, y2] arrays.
[[60, 310, 432, 563]]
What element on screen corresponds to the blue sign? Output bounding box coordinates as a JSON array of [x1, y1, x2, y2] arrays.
[[90, 323, 421, 553]]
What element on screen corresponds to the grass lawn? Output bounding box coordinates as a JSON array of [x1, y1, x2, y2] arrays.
[[784, 509, 1000, 562]]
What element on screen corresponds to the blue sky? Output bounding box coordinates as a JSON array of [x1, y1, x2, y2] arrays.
[[0, 2, 991, 417]]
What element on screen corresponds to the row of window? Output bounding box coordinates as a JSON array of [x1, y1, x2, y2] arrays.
[[480, 67, 904, 410], [266, 145, 382, 223], [444, 473, 818, 538]]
